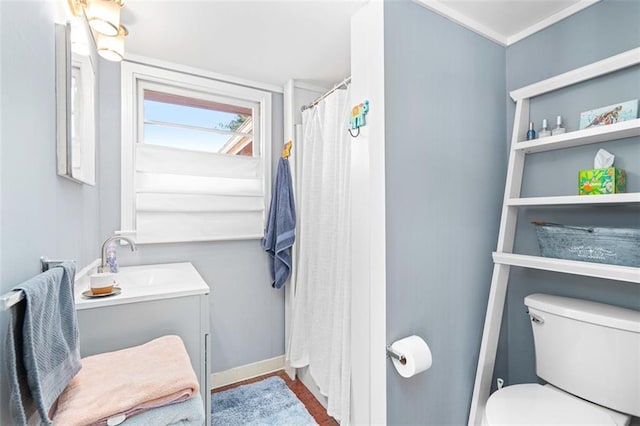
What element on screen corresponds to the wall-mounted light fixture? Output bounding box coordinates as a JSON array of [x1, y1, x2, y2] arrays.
[[66, 0, 128, 62], [96, 25, 128, 61]]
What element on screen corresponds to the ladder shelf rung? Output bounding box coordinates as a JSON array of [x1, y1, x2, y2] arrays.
[[492, 252, 640, 283], [507, 193, 640, 206], [513, 119, 640, 154]]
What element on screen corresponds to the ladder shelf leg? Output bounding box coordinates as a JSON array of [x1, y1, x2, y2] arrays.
[[468, 98, 529, 425], [468, 263, 512, 425]]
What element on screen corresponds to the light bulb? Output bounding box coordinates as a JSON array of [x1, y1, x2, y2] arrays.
[[96, 26, 126, 62], [86, 0, 120, 36]]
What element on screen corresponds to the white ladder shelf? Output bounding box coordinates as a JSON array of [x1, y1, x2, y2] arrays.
[[468, 47, 640, 425]]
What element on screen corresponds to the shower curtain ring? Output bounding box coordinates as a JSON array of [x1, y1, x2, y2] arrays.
[[348, 127, 360, 138]]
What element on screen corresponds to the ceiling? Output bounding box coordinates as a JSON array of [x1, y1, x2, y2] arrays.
[[121, 0, 599, 89], [123, 1, 365, 89], [418, 0, 599, 46]]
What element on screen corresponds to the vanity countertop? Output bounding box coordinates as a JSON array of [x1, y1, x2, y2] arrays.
[[74, 262, 209, 310]]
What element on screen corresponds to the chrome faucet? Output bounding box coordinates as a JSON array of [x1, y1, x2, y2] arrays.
[[99, 236, 137, 273]]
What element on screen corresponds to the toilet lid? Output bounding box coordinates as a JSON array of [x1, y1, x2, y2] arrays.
[[485, 384, 627, 425]]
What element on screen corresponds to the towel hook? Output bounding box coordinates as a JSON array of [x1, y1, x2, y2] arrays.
[[348, 100, 369, 139], [282, 140, 292, 159]]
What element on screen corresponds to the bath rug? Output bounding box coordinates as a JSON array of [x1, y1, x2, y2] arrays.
[[211, 376, 317, 425]]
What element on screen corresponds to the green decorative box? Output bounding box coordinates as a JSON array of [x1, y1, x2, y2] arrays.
[[578, 167, 626, 195]]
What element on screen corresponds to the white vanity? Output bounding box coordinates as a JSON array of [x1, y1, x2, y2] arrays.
[[74, 262, 210, 425]]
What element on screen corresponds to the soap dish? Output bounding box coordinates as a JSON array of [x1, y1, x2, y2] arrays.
[[82, 286, 122, 298]]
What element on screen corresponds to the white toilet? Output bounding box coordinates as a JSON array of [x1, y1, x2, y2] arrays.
[[484, 293, 640, 425]]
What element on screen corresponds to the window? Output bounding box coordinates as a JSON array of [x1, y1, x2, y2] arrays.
[[121, 62, 272, 244], [142, 89, 255, 155]]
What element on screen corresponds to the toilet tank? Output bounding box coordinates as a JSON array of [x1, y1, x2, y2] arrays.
[[525, 293, 640, 417]]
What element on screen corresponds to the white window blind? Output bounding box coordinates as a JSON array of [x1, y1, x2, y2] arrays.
[[121, 62, 272, 244]]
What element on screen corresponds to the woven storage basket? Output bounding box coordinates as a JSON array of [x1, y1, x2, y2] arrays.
[[532, 222, 640, 267]]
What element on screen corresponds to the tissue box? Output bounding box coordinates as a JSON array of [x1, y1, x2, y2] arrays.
[[579, 167, 626, 195]]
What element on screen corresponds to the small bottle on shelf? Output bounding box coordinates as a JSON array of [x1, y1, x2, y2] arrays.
[[551, 115, 566, 135], [526, 122, 537, 140], [538, 119, 551, 138]]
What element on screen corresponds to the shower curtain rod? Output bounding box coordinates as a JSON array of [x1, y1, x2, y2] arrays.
[[301, 76, 352, 112]]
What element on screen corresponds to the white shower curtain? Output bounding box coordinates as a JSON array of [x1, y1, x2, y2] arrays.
[[288, 88, 352, 424]]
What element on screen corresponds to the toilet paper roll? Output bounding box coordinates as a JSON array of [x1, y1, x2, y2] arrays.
[[390, 335, 432, 378]]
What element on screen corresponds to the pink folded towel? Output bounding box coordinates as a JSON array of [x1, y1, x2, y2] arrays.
[[53, 335, 199, 426]]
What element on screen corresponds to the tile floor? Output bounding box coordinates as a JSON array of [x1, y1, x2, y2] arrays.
[[212, 370, 338, 426]]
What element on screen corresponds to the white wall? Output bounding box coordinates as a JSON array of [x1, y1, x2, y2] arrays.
[[350, 2, 388, 424]]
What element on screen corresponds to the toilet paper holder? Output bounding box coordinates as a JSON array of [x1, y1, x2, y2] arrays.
[[386, 345, 407, 365]]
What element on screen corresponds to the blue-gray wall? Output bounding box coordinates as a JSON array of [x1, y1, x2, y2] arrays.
[[0, 1, 102, 296], [499, 0, 640, 388], [0, 2, 103, 423], [97, 61, 285, 373], [384, 2, 507, 424]]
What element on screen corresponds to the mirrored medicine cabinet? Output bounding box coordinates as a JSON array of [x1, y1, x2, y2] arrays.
[[55, 19, 97, 185]]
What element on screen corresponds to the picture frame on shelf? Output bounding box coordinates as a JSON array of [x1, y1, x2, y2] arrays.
[[578, 99, 638, 130]]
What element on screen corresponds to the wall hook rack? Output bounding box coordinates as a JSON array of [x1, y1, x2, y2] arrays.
[[349, 100, 369, 138]]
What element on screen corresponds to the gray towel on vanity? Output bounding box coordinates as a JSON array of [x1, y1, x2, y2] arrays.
[[6, 262, 81, 424], [263, 157, 296, 289]]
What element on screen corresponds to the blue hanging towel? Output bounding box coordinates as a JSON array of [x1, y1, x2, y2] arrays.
[[6, 262, 81, 424], [263, 157, 296, 289]]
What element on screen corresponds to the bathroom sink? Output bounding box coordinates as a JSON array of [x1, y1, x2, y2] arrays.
[[74, 262, 209, 310], [116, 268, 185, 287]]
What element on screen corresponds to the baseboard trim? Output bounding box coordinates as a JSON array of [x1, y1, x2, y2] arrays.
[[211, 355, 286, 390]]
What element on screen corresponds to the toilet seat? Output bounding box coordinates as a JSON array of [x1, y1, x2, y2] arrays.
[[484, 384, 630, 426]]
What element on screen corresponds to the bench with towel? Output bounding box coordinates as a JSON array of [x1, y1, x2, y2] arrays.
[[5, 262, 205, 426]]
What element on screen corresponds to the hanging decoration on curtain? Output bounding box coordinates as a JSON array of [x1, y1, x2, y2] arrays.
[[262, 141, 296, 289], [348, 100, 369, 137]]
